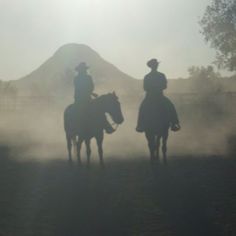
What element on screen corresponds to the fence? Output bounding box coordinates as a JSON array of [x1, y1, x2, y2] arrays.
[[0, 92, 236, 112]]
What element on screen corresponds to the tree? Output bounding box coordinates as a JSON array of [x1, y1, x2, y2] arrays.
[[200, 0, 236, 71], [188, 65, 222, 93]]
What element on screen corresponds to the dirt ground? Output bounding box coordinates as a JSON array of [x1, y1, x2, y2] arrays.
[[0, 145, 236, 236]]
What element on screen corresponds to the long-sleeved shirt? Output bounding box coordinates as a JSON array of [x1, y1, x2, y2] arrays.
[[143, 70, 167, 99], [74, 73, 94, 102]]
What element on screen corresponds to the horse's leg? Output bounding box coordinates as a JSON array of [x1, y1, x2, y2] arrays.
[[162, 132, 168, 165], [66, 133, 72, 162], [96, 132, 104, 167], [145, 132, 156, 162], [77, 137, 83, 164], [85, 139, 91, 167], [72, 137, 77, 159], [156, 135, 161, 160]]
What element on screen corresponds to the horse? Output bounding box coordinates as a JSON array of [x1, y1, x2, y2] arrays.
[[64, 92, 124, 165], [142, 97, 179, 164]]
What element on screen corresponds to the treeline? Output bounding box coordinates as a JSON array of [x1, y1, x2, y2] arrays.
[[0, 81, 18, 97]]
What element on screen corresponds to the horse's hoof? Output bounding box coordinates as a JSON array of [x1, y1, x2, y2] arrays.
[[100, 162, 105, 169], [77, 158, 82, 166], [150, 158, 158, 164], [86, 161, 91, 168], [163, 159, 168, 166]]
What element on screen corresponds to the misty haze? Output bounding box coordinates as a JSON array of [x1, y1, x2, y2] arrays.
[[0, 0, 236, 235]]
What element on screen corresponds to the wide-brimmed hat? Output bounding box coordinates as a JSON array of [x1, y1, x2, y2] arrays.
[[147, 58, 160, 68], [75, 62, 89, 71]]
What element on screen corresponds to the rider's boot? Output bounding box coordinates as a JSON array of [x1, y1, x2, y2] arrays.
[[171, 123, 181, 132], [136, 119, 145, 132], [136, 126, 144, 133]]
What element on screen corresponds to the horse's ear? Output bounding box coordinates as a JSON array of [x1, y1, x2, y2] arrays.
[[112, 91, 118, 100]]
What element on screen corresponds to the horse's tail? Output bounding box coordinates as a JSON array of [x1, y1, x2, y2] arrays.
[[64, 104, 74, 133]]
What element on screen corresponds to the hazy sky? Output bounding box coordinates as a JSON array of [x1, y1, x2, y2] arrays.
[[0, 0, 219, 80]]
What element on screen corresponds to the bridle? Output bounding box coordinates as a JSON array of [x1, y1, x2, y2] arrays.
[[105, 110, 120, 132], [96, 92, 121, 132]]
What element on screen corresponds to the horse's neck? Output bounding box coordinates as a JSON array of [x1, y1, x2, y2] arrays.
[[92, 96, 107, 114]]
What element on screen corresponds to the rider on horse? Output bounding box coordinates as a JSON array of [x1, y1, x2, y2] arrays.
[[74, 62, 115, 134], [136, 58, 180, 132]]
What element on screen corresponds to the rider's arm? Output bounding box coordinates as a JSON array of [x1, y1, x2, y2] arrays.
[[74, 77, 79, 95], [143, 76, 151, 92], [161, 74, 167, 90], [88, 75, 95, 94]]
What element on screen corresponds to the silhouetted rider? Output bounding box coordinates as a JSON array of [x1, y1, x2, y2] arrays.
[[136, 59, 180, 132], [74, 62, 94, 102], [74, 62, 114, 134]]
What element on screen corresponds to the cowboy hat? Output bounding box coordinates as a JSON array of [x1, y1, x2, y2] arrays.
[[147, 58, 160, 68], [75, 62, 89, 71]]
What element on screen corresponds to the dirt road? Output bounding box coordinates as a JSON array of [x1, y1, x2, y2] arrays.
[[0, 147, 235, 236]]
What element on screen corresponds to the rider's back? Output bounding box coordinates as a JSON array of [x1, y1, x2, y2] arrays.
[[144, 71, 167, 99], [74, 74, 94, 102]]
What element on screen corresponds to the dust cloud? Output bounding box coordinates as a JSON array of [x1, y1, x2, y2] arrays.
[[0, 81, 235, 162]]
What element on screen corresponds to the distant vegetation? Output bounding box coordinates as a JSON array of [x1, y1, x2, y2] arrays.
[[0, 81, 17, 97], [200, 0, 236, 71], [188, 65, 222, 93]]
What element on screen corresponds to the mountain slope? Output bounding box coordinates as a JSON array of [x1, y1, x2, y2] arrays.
[[14, 43, 141, 98]]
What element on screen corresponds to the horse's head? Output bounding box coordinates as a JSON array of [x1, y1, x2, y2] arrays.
[[102, 92, 124, 124]]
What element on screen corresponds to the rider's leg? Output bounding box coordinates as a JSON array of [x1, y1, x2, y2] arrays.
[[136, 100, 146, 132], [164, 97, 180, 131]]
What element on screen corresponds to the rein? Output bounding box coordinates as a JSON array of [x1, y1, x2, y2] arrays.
[[111, 122, 119, 131]]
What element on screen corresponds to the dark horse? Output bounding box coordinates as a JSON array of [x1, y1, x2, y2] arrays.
[[64, 92, 124, 165], [143, 98, 174, 164]]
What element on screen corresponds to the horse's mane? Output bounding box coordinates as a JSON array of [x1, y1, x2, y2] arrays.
[[95, 93, 110, 100], [93, 93, 112, 105]]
